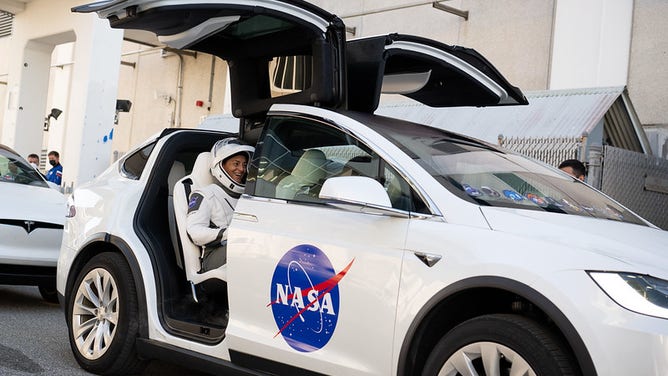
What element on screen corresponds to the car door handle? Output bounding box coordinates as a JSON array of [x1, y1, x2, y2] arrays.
[[233, 212, 258, 222]]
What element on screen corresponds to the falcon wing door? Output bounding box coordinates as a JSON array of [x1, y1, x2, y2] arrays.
[[74, 0, 346, 118], [346, 33, 528, 112]]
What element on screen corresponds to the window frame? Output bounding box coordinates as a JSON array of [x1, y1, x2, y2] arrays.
[[246, 114, 430, 214]]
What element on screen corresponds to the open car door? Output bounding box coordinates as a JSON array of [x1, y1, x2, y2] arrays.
[[74, 0, 347, 118], [346, 33, 528, 112]]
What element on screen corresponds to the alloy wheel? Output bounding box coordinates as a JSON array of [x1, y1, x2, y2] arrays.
[[71, 267, 119, 360]]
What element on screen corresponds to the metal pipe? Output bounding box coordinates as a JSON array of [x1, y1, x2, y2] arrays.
[[339, 0, 466, 19], [207, 55, 216, 112], [175, 52, 184, 127], [432, 2, 468, 20]]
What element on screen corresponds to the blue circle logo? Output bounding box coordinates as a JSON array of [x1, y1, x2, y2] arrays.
[[268, 244, 354, 352], [503, 189, 525, 201]]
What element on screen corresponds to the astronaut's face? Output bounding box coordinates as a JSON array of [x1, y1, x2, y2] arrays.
[[222, 154, 248, 183]]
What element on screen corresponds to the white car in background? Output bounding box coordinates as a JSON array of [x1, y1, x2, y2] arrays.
[[57, 1, 668, 376], [0, 144, 65, 302]]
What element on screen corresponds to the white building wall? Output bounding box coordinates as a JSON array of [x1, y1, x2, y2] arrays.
[[111, 42, 228, 158], [0, 0, 123, 189], [550, 0, 633, 89], [627, 0, 668, 127]]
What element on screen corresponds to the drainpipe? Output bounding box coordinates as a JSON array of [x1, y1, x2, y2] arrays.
[[175, 52, 184, 127], [162, 47, 197, 127], [207, 55, 216, 112]]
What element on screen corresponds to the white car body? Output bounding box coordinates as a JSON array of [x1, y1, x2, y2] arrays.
[[57, 1, 668, 375], [0, 144, 65, 302]]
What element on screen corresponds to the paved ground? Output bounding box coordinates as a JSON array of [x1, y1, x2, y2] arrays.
[[0, 285, 209, 376]]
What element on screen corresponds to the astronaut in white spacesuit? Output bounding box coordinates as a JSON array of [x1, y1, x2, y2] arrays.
[[186, 138, 255, 272]]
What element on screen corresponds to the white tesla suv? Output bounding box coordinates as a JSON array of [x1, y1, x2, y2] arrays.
[[58, 1, 668, 375], [0, 144, 65, 302]]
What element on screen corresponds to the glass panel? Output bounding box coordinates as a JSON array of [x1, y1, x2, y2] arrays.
[[251, 116, 428, 212], [369, 121, 646, 225], [0, 149, 48, 187], [269, 55, 312, 97], [121, 142, 156, 180]]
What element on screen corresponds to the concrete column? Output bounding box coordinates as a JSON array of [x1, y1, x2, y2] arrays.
[[65, 17, 122, 189], [1, 38, 53, 156], [1, 0, 122, 189], [550, 0, 633, 89]]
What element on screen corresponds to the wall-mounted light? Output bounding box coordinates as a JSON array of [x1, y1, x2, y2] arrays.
[[114, 99, 132, 125], [43, 108, 62, 131]]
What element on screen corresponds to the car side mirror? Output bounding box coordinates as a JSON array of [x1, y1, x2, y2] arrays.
[[319, 176, 408, 218], [320, 176, 391, 206]]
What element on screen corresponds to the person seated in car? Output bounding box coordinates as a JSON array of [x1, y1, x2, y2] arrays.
[[186, 138, 254, 272]]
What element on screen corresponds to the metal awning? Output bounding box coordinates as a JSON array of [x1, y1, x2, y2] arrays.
[[377, 86, 652, 154]]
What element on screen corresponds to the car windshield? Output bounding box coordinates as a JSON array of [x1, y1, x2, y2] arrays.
[[360, 114, 647, 226], [0, 148, 49, 188]]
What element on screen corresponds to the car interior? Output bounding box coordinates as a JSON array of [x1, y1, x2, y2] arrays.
[[132, 130, 231, 344]]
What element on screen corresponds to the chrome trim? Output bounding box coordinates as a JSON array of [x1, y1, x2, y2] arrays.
[[387, 40, 509, 103]]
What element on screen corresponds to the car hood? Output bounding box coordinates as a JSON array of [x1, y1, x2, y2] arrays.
[[0, 183, 65, 225], [480, 206, 668, 277]]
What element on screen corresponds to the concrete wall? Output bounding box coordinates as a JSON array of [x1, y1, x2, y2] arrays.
[[312, 0, 555, 91], [112, 42, 228, 158], [628, 0, 668, 127], [0, 0, 123, 189], [0, 36, 8, 138], [551, 0, 633, 89]]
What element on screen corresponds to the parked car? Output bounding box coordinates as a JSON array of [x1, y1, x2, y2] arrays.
[[0, 144, 65, 302], [58, 1, 668, 375]]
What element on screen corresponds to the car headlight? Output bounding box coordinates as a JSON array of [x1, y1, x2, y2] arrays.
[[589, 271, 668, 319]]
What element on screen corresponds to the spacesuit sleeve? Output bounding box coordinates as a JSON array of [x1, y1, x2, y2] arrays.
[[186, 192, 225, 246]]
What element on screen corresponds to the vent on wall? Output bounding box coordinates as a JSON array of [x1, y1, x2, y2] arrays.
[[0, 11, 13, 38]]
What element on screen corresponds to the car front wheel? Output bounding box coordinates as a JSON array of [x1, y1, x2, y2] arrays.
[[66, 252, 146, 375], [422, 314, 577, 376]]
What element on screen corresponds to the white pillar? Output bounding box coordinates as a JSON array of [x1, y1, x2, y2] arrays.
[[1, 0, 123, 189], [65, 16, 122, 188], [550, 0, 633, 89], [1, 38, 53, 157]]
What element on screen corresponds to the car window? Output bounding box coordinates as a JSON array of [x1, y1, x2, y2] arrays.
[[367, 119, 647, 226], [0, 149, 48, 188], [120, 142, 156, 180], [247, 116, 428, 213]]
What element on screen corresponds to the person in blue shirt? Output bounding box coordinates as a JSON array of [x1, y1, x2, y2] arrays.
[[46, 150, 63, 186]]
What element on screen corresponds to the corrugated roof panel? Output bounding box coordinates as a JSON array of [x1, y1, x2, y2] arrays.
[[377, 86, 625, 144]]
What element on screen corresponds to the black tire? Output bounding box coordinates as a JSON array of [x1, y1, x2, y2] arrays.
[[422, 314, 578, 376], [66, 252, 146, 375], [38, 283, 59, 303]]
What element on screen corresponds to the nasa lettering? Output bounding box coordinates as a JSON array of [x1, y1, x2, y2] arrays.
[[268, 244, 354, 352]]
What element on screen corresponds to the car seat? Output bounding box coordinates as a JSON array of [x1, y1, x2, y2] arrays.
[[167, 161, 186, 269], [173, 151, 227, 302], [275, 149, 328, 200]]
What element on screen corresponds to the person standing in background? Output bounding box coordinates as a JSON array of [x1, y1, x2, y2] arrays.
[[558, 159, 586, 181], [27, 153, 40, 170], [46, 150, 63, 186]]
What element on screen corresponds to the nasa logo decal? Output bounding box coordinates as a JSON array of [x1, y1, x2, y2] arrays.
[[267, 244, 354, 352]]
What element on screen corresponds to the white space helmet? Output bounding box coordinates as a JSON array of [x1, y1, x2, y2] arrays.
[[210, 138, 255, 196]]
